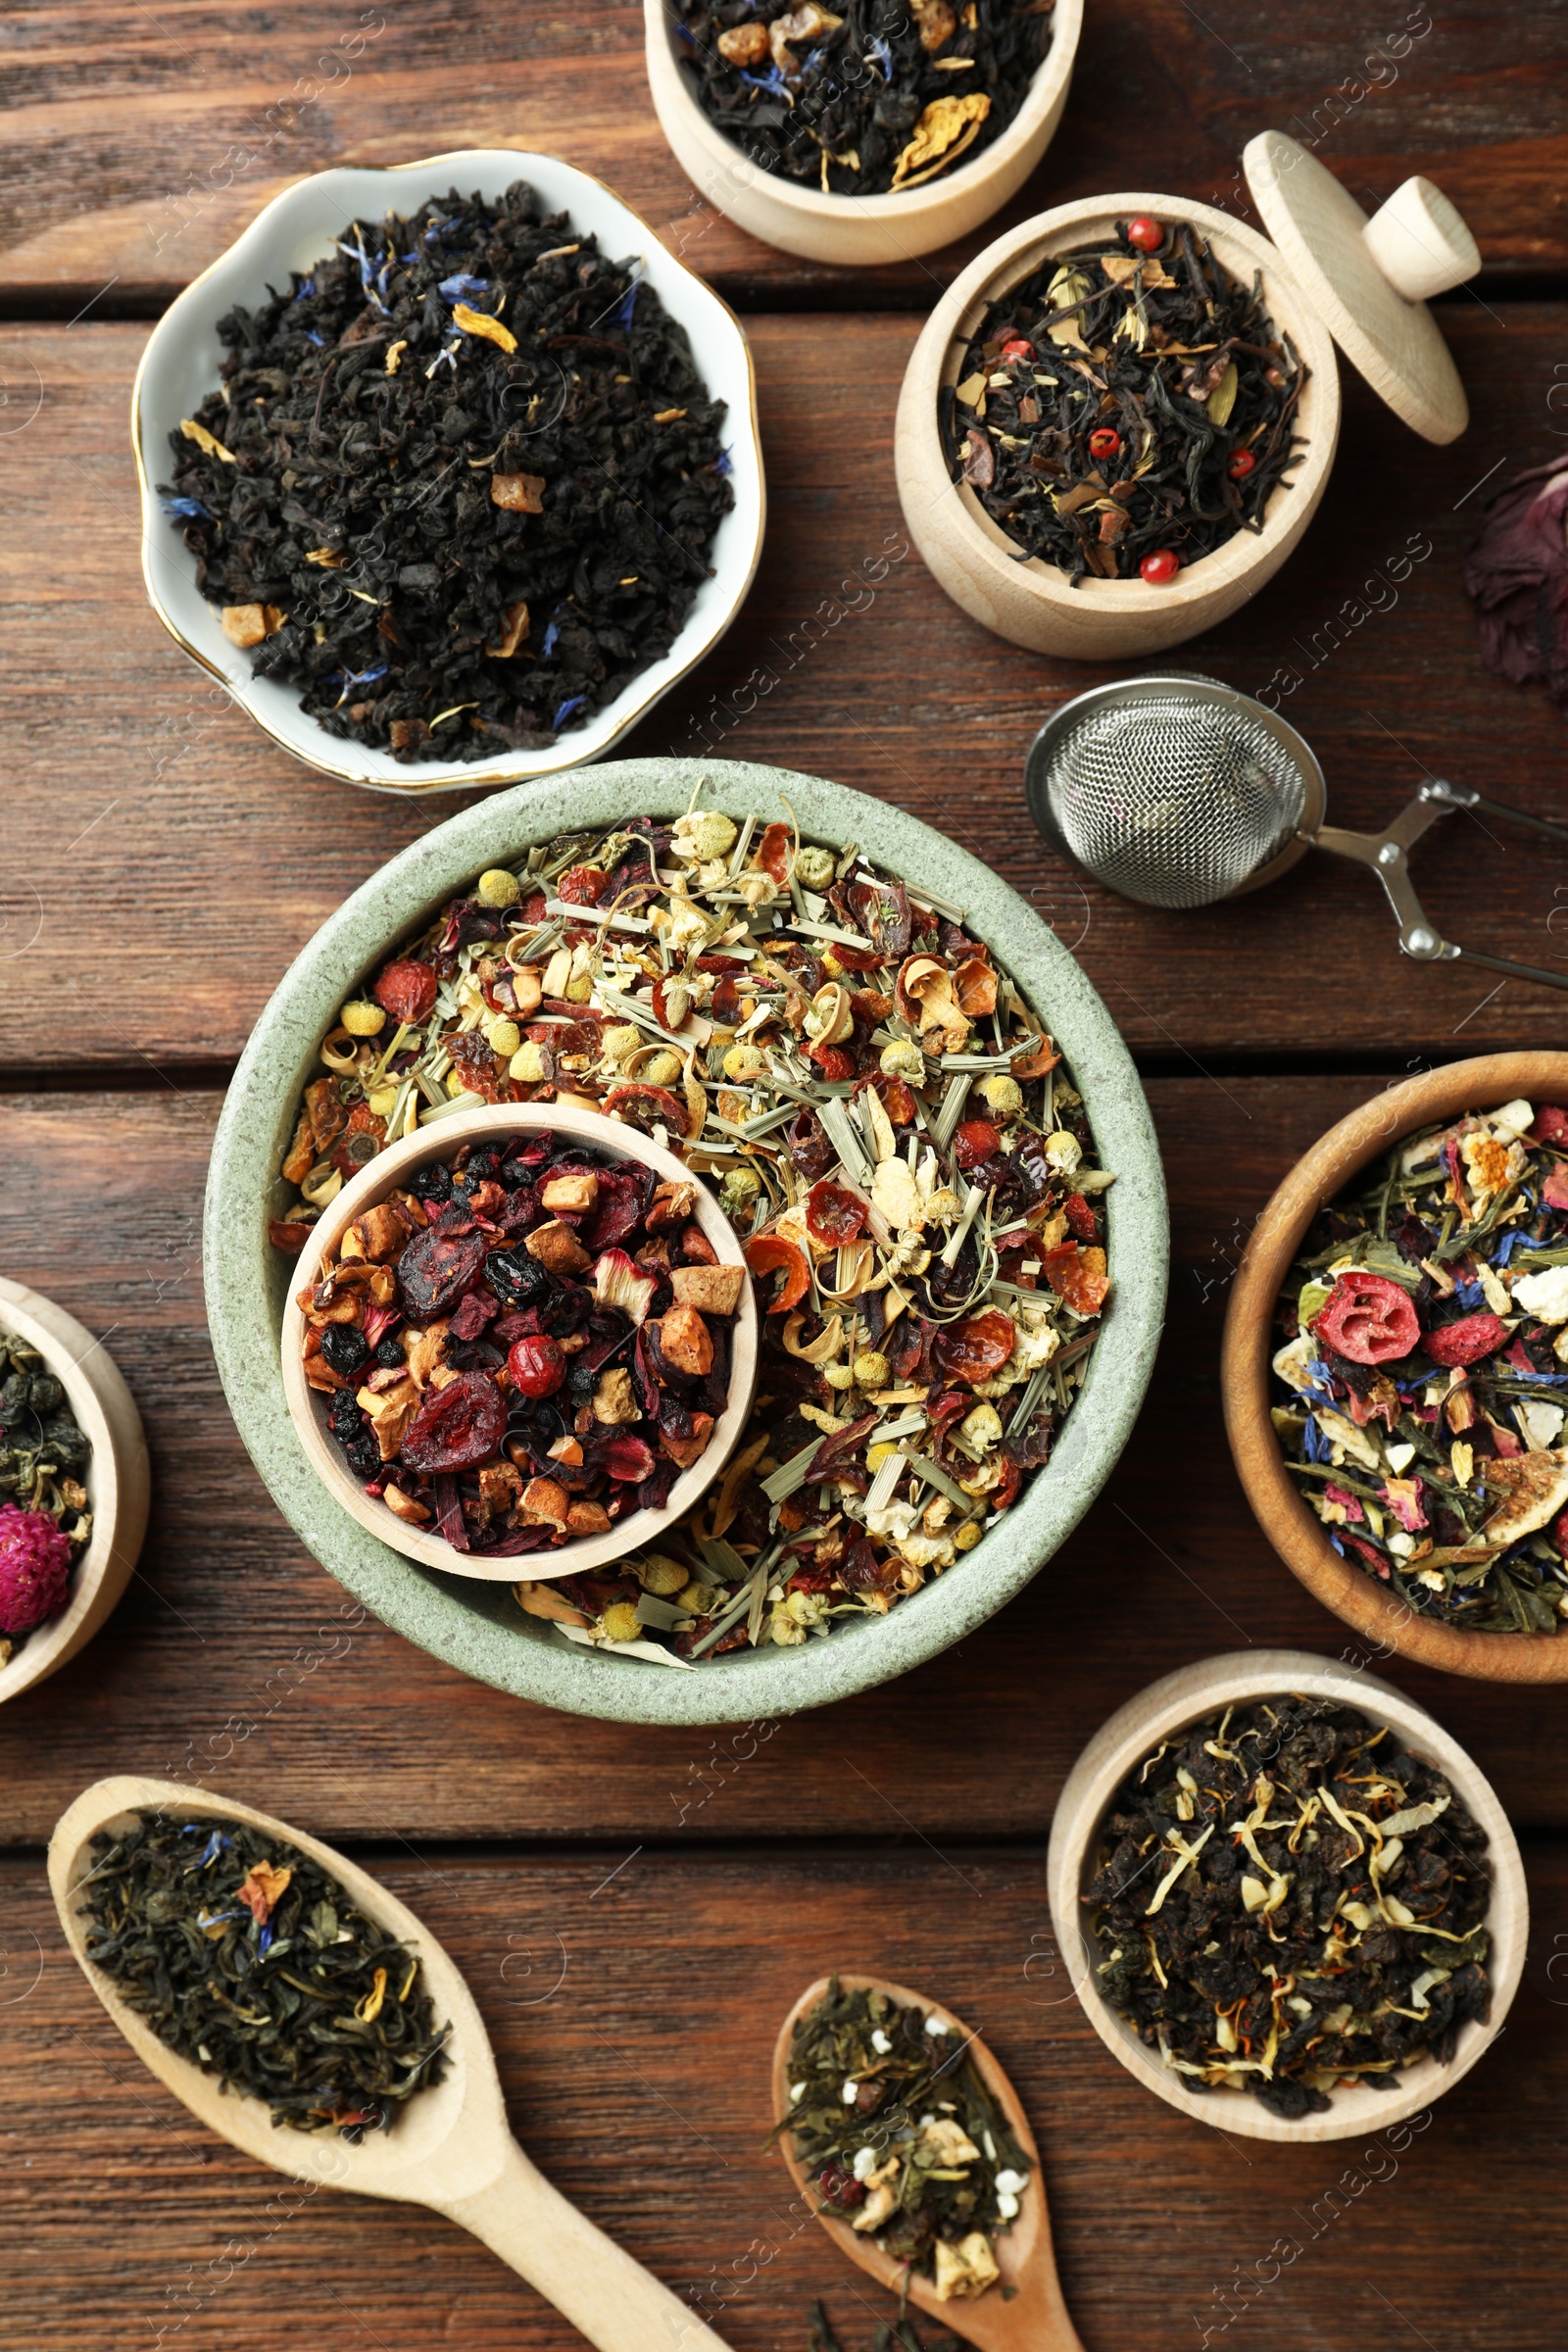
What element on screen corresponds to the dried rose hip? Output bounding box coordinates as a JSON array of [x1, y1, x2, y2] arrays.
[[1312, 1271, 1420, 1365], [559, 864, 608, 906], [508, 1333, 567, 1398], [400, 1372, 508, 1473], [934, 1308, 1016, 1383], [1424, 1310, 1507, 1367], [397, 1226, 489, 1319], [953, 1118, 1001, 1169], [372, 957, 438, 1026], [1063, 1192, 1098, 1242], [806, 1179, 867, 1247], [808, 1043, 858, 1082], [754, 821, 791, 886], [1041, 1241, 1109, 1317]]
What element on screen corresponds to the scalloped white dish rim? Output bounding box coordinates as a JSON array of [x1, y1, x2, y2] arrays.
[[204, 757, 1169, 1725], [131, 149, 765, 796]]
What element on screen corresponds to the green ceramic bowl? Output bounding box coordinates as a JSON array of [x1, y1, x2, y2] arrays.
[[205, 759, 1168, 1724]]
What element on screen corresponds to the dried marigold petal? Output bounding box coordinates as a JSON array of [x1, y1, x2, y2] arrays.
[[933, 1307, 1016, 1383], [745, 1232, 811, 1313], [1041, 1242, 1108, 1317], [806, 1179, 868, 1247]]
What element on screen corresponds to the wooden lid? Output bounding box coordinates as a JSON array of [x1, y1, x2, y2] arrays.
[[1244, 129, 1476, 445]]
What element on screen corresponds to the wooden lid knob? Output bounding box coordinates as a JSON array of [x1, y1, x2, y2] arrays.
[[1362, 174, 1481, 303]]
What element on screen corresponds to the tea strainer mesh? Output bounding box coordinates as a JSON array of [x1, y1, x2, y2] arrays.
[[1022, 671, 1568, 992], [1023, 674, 1324, 910]]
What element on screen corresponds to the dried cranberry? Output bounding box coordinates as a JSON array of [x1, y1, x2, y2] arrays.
[[487, 1249, 551, 1310], [397, 1226, 489, 1319], [1312, 1272, 1420, 1365], [816, 2164, 864, 2211], [1424, 1310, 1507, 1367], [400, 1372, 507, 1473], [372, 957, 438, 1026], [320, 1324, 369, 1378], [508, 1334, 567, 1399]]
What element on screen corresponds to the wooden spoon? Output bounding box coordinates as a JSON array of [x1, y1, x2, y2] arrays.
[[771, 1975, 1082, 2352], [50, 1776, 730, 2352]]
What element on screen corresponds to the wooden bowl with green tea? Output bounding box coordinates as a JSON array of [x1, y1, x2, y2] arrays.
[[1223, 1053, 1568, 1683]]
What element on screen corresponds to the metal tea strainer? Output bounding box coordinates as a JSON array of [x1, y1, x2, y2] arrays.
[[1024, 673, 1568, 992]]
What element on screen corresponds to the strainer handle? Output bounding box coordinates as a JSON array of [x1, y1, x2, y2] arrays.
[[1314, 796, 1568, 992]]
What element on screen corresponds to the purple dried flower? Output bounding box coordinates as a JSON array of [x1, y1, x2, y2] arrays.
[[0, 1504, 74, 1636]]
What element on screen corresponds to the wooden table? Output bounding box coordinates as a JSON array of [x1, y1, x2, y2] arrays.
[[3, 4, 1567, 2344]]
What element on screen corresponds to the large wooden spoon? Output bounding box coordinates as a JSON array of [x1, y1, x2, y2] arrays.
[[771, 1975, 1083, 2352], [50, 1776, 730, 2352]]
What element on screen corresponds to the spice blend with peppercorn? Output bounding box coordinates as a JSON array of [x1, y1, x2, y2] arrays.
[[79, 1812, 448, 2137], [1272, 1097, 1568, 1634], [270, 798, 1112, 1662], [1086, 1695, 1493, 2120], [944, 215, 1306, 584], [0, 1328, 92, 1668], [672, 0, 1054, 199], [297, 1132, 744, 1560], [161, 179, 732, 764], [776, 1981, 1031, 2300]]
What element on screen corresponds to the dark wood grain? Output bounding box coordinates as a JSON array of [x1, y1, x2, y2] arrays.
[[3, 1838, 1566, 2349], [4, 1075, 1565, 1849], [2, 0, 1565, 311], [4, 307, 1568, 1075]]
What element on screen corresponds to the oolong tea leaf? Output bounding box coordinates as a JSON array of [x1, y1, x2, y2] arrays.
[[79, 1813, 449, 2137]]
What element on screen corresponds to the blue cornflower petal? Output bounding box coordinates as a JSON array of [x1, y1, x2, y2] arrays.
[[1492, 1230, 1528, 1266], [161, 496, 211, 519], [293, 275, 316, 299], [540, 617, 561, 658], [612, 278, 642, 332], [439, 272, 490, 303], [303, 329, 325, 347], [740, 65, 792, 96], [866, 34, 893, 78], [674, 17, 696, 38], [552, 694, 586, 730], [1452, 1277, 1485, 1309], [710, 446, 733, 478], [197, 1830, 228, 1866], [196, 1907, 244, 1930], [258, 1925, 274, 1957], [1328, 1533, 1347, 1557]]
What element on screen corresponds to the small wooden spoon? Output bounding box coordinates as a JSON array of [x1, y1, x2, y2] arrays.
[[771, 1975, 1083, 2352], [50, 1776, 730, 2352]]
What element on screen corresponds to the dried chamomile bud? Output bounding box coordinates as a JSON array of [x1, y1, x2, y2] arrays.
[[879, 1038, 925, 1081], [510, 1041, 550, 1083], [852, 1349, 890, 1388], [954, 1522, 983, 1551], [977, 1073, 1023, 1117], [475, 868, 521, 907], [795, 846, 836, 889], [601, 1023, 643, 1065], [722, 1044, 767, 1082], [599, 1601, 642, 1644], [673, 810, 738, 863], [719, 1165, 762, 1216], [959, 1401, 1004, 1451], [340, 1000, 387, 1038], [485, 1018, 522, 1058], [635, 1553, 690, 1597], [640, 1050, 684, 1088]]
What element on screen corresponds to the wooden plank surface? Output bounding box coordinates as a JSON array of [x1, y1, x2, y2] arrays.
[[4, 1074, 1566, 1848], [5, 306, 1568, 1076], [3, 0, 1566, 310], [4, 1839, 1566, 2349]]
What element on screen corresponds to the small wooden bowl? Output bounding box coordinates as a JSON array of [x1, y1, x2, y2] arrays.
[[279, 1103, 759, 1584], [1046, 1649, 1527, 2144], [895, 140, 1478, 659], [643, 0, 1083, 268], [1223, 1053, 1568, 1682], [0, 1278, 149, 1707]]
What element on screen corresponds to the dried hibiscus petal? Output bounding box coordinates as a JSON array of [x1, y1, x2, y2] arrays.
[[372, 957, 438, 1026], [1424, 1310, 1507, 1367], [401, 1371, 508, 1474], [397, 1226, 489, 1319], [600, 1433, 657, 1485], [1312, 1272, 1420, 1366], [933, 1308, 1016, 1383], [745, 1232, 810, 1313], [806, 1180, 867, 1247]]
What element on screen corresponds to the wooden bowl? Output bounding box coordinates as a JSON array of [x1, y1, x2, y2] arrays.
[[643, 0, 1083, 267], [0, 1278, 149, 1707], [895, 192, 1341, 661], [279, 1102, 759, 1584], [1223, 1053, 1568, 1682], [1046, 1649, 1527, 2143]]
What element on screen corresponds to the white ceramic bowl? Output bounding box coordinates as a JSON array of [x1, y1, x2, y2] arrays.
[[132, 150, 765, 796], [0, 1278, 149, 1707], [644, 0, 1084, 267], [279, 1104, 760, 1583], [1046, 1650, 1526, 2143]]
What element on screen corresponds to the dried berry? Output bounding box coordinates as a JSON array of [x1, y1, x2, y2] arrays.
[[1313, 1271, 1420, 1365], [320, 1324, 370, 1379], [400, 1372, 509, 1475], [507, 1334, 567, 1399], [372, 959, 439, 1027], [397, 1227, 489, 1320]]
